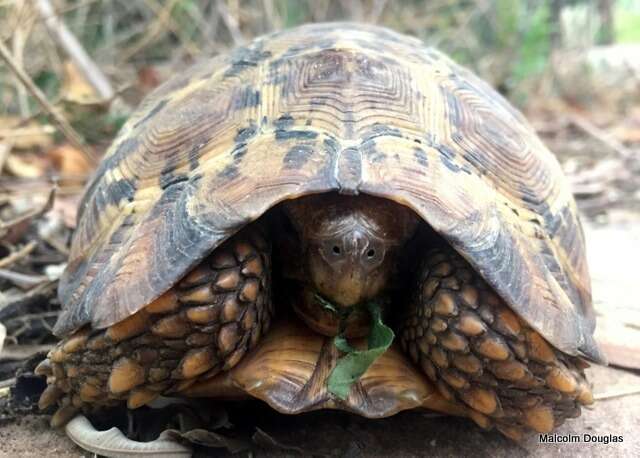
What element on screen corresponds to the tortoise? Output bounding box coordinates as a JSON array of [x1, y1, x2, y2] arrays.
[[36, 22, 604, 441]]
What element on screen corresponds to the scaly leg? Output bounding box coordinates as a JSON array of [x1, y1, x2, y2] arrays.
[[399, 244, 593, 440], [37, 227, 273, 427]]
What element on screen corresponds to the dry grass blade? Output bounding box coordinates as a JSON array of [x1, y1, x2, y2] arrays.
[[0, 268, 49, 288], [143, 0, 201, 57], [0, 240, 37, 269], [368, 0, 388, 23], [34, 0, 114, 101], [261, 0, 282, 31], [0, 40, 97, 164], [119, 0, 197, 62], [217, 0, 245, 45]]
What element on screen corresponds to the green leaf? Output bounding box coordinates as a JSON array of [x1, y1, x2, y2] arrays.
[[326, 300, 395, 400], [333, 335, 354, 354]]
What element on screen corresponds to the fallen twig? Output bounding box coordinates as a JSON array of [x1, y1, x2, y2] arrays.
[[0, 124, 56, 139], [0, 344, 53, 361], [568, 114, 634, 160], [0, 378, 16, 390], [34, 0, 114, 102], [368, 0, 388, 23], [0, 40, 98, 164], [594, 386, 640, 401], [0, 241, 37, 269], [0, 269, 50, 288]]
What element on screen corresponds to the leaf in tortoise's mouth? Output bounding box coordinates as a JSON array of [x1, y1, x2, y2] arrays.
[[314, 293, 395, 400]]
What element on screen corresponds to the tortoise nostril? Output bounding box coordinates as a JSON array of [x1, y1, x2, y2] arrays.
[[366, 249, 375, 258], [332, 245, 341, 255]]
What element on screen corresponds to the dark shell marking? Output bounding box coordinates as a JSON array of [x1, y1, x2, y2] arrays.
[[55, 23, 600, 364]]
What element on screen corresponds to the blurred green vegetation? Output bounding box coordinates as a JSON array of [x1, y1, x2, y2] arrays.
[[615, 1, 640, 42], [1, 0, 638, 145]]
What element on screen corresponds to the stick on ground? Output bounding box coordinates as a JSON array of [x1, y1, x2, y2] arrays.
[[34, 0, 114, 102]]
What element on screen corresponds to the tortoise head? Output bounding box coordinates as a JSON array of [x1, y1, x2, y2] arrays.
[[285, 194, 419, 307]]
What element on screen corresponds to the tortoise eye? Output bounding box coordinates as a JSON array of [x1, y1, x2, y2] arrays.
[[332, 246, 341, 255]]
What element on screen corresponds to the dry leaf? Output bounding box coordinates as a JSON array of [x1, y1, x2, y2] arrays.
[[47, 144, 93, 180], [137, 66, 162, 92], [4, 152, 49, 178], [0, 118, 55, 151], [61, 60, 102, 106]]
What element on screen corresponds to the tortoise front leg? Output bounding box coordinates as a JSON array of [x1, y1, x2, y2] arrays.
[[36, 226, 273, 427], [399, 244, 594, 440]]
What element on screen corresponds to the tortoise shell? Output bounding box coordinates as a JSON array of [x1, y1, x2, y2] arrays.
[[55, 22, 601, 363]]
